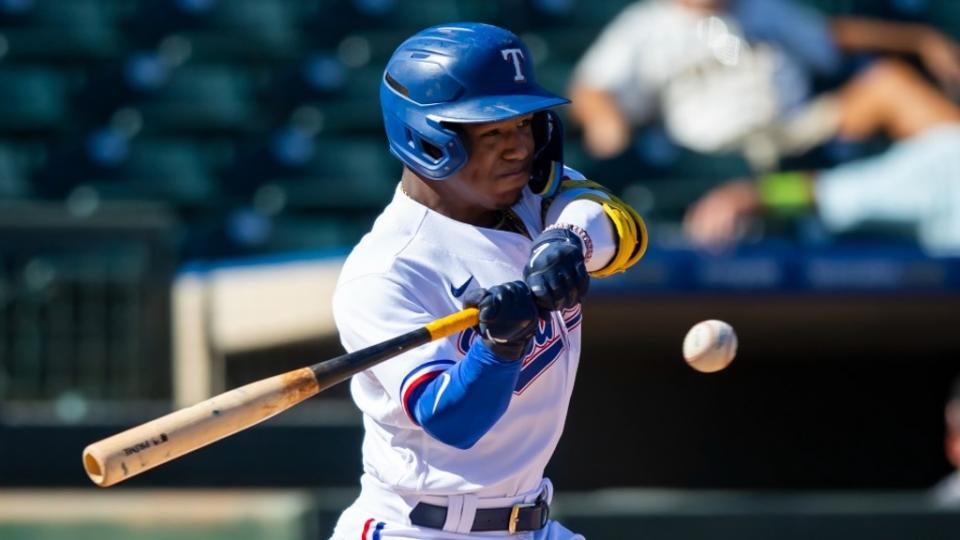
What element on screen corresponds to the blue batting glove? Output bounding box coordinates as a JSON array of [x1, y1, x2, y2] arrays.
[[462, 281, 539, 360], [523, 227, 589, 312]]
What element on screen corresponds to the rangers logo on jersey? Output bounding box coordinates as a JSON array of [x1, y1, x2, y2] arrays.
[[456, 306, 581, 394]]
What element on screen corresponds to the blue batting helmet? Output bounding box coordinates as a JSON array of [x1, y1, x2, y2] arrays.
[[380, 22, 569, 189]]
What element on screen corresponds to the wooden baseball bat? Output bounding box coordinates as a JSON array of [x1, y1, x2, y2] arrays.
[[82, 307, 479, 487]]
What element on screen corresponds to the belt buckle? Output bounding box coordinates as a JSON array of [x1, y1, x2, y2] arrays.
[[508, 502, 536, 534]]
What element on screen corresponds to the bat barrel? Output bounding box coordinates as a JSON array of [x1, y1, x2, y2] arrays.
[[82, 367, 320, 487], [84, 450, 106, 485], [81, 307, 480, 487]]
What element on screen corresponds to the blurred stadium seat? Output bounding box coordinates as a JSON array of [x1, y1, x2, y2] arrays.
[[0, 0, 954, 258], [0, 0, 120, 62], [130, 0, 299, 62], [304, 65, 384, 132], [0, 142, 40, 198], [0, 67, 68, 132], [81, 138, 221, 207], [0, 145, 25, 197], [137, 64, 256, 133], [262, 213, 373, 252], [265, 136, 399, 210], [929, 1, 960, 38]]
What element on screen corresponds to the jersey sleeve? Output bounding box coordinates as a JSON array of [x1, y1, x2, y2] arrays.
[[332, 274, 461, 422], [543, 168, 648, 277]]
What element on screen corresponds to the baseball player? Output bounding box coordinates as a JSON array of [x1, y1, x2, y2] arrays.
[[330, 23, 647, 539]]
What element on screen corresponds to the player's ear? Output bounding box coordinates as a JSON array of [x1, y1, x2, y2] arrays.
[[529, 111, 564, 198]]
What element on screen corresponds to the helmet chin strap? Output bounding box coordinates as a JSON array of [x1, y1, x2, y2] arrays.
[[528, 111, 565, 198]]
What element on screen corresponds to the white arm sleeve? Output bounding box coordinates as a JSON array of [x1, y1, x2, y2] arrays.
[[545, 167, 619, 272], [545, 190, 618, 273]]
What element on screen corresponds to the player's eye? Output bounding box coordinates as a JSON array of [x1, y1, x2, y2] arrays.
[[480, 128, 500, 138], [517, 118, 532, 129]]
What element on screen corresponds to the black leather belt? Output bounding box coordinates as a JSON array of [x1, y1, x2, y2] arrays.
[[409, 498, 549, 533]]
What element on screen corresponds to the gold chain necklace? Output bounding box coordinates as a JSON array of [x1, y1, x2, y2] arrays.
[[401, 184, 530, 239], [497, 208, 530, 239]]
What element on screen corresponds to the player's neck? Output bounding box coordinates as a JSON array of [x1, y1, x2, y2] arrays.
[[401, 169, 501, 228]]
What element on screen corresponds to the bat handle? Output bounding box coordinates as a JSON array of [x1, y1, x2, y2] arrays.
[[424, 307, 479, 340]]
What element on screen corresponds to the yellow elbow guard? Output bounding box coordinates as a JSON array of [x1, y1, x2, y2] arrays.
[[558, 180, 648, 278]]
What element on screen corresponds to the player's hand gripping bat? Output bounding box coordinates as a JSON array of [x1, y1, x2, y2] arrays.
[[82, 307, 480, 487]]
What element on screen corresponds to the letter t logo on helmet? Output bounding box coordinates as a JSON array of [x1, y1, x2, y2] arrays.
[[501, 49, 526, 82], [379, 22, 569, 181]]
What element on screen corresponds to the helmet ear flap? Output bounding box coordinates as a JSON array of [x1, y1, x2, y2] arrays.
[[529, 110, 565, 197], [383, 101, 468, 180], [402, 125, 442, 161]]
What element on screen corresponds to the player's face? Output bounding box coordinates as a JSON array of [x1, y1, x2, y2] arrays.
[[452, 114, 535, 210]]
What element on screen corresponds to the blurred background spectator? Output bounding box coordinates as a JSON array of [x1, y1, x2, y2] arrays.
[[683, 122, 960, 254], [569, 0, 960, 171], [934, 375, 960, 508]]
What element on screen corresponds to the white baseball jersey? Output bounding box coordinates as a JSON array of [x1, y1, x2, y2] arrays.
[[329, 167, 610, 540], [332, 177, 584, 498]]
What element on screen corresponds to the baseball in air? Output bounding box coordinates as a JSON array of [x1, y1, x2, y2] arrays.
[[683, 320, 737, 373]]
